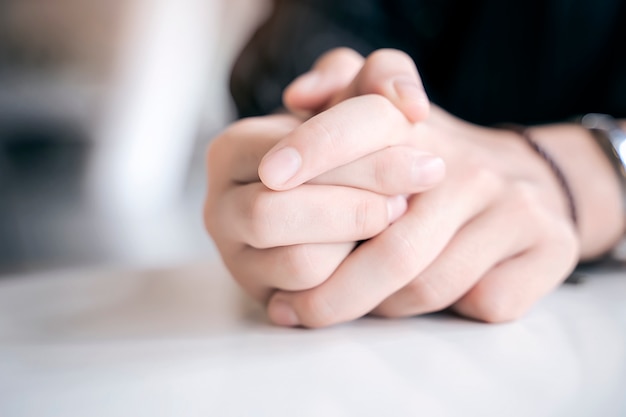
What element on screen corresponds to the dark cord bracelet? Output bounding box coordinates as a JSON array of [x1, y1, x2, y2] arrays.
[[504, 125, 578, 227]]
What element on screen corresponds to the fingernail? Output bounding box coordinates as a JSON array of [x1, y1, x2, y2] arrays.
[[412, 155, 445, 186], [260, 147, 301, 187], [293, 71, 320, 93], [392, 77, 427, 103], [387, 195, 408, 223], [268, 299, 300, 327]]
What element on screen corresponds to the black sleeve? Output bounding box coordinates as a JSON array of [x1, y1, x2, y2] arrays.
[[230, 0, 626, 124], [230, 0, 392, 118]]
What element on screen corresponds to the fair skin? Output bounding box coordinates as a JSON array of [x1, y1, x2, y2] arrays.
[[205, 48, 624, 328]]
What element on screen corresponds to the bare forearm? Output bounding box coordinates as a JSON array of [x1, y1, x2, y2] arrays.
[[529, 123, 624, 260]]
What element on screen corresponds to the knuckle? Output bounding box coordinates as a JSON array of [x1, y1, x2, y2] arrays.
[[467, 165, 506, 198], [352, 197, 386, 238], [203, 199, 218, 235], [507, 183, 579, 264], [470, 297, 526, 324], [403, 279, 450, 313], [245, 190, 277, 248], [511, 182, 545, 217], [365, 93, 398, 121], [203, 174, 229, 237], [379, 228, 419, 279], [462, 279, 530, 324], [280, 245, 327, 290], [366, 48, 413, 66], [297, 292, 338, 328], [373, 148, 408, 192], [507, 183, 561, 235], [553, 224, 579, 258], [373, 157, 391, 192], [362, 49, 417, 95], [205, 131, 230, 169], [323, 47, 363, 63], [305, 115, 342, 154], [224, 116, 264, 136], [206, 117, 265, 169], [541, 221, 580, 269]]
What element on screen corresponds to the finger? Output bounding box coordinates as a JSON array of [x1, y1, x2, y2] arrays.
[[226, 242, 355, 301], [267, 172, 502, 327], [284, 49, 429, 124], [206, 115, 300, 186], [204, 115, 302, 246], [259, 94, 412, 190], [371, 193, 540, 318], [309, 145, 445, 195], [328, 49, 429, 123], [283, 48, 364, 116], [221, 182, 408, 249], [453, 222, 578, 323]]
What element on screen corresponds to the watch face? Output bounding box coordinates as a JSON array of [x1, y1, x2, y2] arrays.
[[618, 141, 626, 163], [582, 113, 626, 184], [581, 113, 614, 131]]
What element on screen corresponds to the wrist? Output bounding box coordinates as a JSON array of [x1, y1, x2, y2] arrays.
[[504, 125, 578, 227], [528, 124, 625, 260]]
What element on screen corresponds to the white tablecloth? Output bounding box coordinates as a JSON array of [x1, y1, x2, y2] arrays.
[[0, 261, 624, 417]]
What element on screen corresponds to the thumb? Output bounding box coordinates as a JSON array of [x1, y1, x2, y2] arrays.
[[284, 48, 429, 124], [328, 49, 430, 123], [283, 48, 364, 116]]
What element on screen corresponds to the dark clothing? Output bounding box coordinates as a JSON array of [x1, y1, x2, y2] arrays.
[[230, 0, 626, 126]]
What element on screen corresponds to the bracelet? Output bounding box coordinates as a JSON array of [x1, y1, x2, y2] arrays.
[[504, 125, 578, 227]]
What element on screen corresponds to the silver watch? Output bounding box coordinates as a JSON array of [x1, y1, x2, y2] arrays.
[[581, 113, 626, 198]]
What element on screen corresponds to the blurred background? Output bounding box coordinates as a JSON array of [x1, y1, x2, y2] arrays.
[[0, 0, 270, 274]]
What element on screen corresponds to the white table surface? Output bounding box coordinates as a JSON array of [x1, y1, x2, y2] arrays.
[[0, 261, 624, 417]]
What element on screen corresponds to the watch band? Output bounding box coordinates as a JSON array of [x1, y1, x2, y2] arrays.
[[580, 113, 626, 208]]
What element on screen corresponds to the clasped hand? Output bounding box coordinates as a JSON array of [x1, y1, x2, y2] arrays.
[[205, 48, 579, 328]]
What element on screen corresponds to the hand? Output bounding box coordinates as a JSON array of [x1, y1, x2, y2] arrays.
[[207, 47, 580, 328], [204, 111, 443, 302], [256, 48, 580, 328], [205, 49, 443, 303], [262, 106, 579, 328], [283, 47, 429, 124]]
